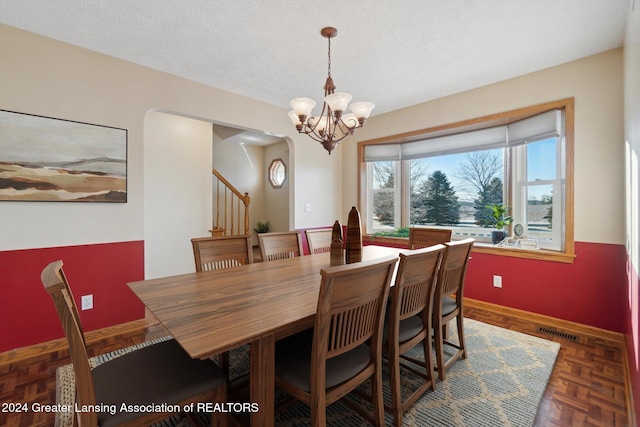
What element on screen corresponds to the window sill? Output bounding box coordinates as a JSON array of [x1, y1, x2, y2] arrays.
[[363, 235, 576, 264], [472, 243, 575, 263]]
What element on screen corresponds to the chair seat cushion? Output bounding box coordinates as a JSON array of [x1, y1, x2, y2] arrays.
[[383, 315, 424, 344], [92, 339, 225, 427], [441, 295, 457, 316], [275, 329, 371, 393]]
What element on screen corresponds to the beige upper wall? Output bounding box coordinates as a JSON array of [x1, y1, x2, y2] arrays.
[[342, 49, 625, 245], [144, 112, 213, 278], [0, 24, 343, 251], [264, 141, 291, 233], [624, 6, 640, 270]]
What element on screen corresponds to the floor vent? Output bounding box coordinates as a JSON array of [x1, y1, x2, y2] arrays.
[[537, 326, 578, 341]]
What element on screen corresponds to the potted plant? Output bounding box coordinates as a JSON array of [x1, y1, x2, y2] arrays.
[[486, 204, 513, 244], [254, 221, 270, 234]]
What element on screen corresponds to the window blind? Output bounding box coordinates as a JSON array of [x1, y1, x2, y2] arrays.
[[400, 126, 506, 159], [362, 109, 561, 162], [507, 109, 561, 146], [363, 144, 401, 162]]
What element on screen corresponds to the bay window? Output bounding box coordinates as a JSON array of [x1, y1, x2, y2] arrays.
[[358, 99, 574, 262]]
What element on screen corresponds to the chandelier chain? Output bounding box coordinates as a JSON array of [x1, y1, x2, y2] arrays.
[[327, 37, 332, 78]]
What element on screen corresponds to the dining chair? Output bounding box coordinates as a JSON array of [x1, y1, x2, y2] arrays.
[[41, 260, 227, 427], [191, 235, 253, 271], [305, 228, 333, 254], [258, 231, 304, 261], [384, 244, 445, 426], [408, 227, 453, 249], [274, 255, 399, 427], [433, 238, 475, 380], [191, 235, 252, 394]]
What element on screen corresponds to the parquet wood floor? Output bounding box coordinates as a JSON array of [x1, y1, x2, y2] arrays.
[[463, 302, 632, 427], [0, 301, 632, 426]]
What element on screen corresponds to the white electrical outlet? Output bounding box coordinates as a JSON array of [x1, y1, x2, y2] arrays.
[[493, 275, 502, 288], [81, 294, 93, 310], [304, 203, 312, 213]]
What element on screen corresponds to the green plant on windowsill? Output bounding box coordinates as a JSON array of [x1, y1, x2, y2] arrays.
[[486, 204, 513, 244], [371, 227, 410, 238], [254, 221, 270, 234]]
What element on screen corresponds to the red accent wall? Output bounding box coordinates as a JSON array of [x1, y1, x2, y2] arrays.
[[625, 255, 639, 421], [464, 242, 626, 332], [0, 241, 145, 353], [0, 237, 628, 353], [364, 238, 626, 333]]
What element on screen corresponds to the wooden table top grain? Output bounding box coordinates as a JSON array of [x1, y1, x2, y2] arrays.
[[128, 244, 401, 426], [129, 245, 401, 359]]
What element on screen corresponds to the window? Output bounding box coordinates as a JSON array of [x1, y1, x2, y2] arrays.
[[367, 161, 400, 232], [268, 158, 286, 188], [512, 137, 563, 249], [358, 99, 574, 262]]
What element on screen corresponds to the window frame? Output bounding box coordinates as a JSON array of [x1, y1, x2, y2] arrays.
[[268, 158, 286, 189], [511, 136, 564, 250], [357, 98, 575, 263], [366, 161, 401, 232]]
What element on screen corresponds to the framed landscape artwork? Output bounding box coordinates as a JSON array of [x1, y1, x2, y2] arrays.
[[0, 110, 127, 202]]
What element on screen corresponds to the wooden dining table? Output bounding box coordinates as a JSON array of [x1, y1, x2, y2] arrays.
[[128, 244, 401, 427]]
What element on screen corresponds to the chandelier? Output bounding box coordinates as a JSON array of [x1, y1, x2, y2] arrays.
[[288, 27, 375, 154]]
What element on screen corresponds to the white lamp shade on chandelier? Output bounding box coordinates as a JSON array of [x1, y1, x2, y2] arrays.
[[324, 92, 352, 114], [289, 97, 317, 119], [349, 102, 376, 120]]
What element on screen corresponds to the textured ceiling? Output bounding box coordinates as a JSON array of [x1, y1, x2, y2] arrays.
[[0, 0, 630, 118]]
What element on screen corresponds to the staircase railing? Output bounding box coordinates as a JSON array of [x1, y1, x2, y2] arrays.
[[211, 169, 251, 236]]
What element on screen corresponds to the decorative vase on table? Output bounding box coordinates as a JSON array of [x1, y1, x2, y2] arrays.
[[345, 206, 362, 264], [330, 220, 344, 266]]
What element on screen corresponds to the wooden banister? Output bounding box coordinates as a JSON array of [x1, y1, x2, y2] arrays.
[[211, 169, 251, 236]]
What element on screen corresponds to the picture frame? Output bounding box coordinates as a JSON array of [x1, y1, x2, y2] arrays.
[[0, 110, 127, 202]]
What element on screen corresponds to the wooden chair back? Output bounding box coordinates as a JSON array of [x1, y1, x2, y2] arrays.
[[41, 260, 98, 426], [315, 255, 397, 379], [305, 228, 333, 254], [390, 245, 445, 328], [274, 255, 398, 425], [436, 238, 475, 299], [191, 235, 253, 272], [408, 227, 452, 249], [258, 231, 304, 262]]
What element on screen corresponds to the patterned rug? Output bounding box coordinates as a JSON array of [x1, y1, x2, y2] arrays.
[[56, 319, 560, 426]]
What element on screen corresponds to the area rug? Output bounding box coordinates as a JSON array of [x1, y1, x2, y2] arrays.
[[56, 319, 560, 426]]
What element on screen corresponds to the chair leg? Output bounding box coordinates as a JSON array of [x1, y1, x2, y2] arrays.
[[389, 347, 403, 426], [457, 314, 467, 359], [371, 368, 385, 427], [435, 319, 446, 381], [209, 383, 228, 427], [311, 391, 326, 427], [422, 335, 436, 391]]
